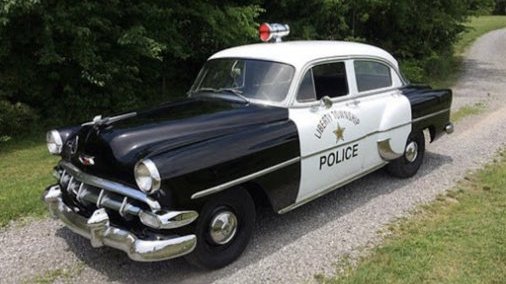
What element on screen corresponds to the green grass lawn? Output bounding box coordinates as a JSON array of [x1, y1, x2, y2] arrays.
[[318, 151, 506, 284], [0, 137, 58, 227]]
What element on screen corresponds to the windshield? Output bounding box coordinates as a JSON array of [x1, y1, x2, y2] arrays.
[[190, 58, 295, 103]]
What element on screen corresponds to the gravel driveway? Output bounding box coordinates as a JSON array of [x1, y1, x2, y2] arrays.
[[1, 28, 506, 284]]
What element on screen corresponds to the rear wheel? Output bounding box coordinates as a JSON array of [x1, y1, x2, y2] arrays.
[[386, 131, 425, 178], [185, 188, 255, 269]]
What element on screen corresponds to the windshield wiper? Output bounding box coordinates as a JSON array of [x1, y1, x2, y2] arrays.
[[192, 87, 249, 103]]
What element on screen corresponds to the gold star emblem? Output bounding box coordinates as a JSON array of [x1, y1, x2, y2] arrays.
[[333, 123, 345, 142]]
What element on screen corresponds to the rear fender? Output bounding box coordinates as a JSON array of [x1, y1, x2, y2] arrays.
[[376, 93, 412, 159]]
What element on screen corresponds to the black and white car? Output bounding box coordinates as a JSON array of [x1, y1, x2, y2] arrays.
[[43, 24, 453, 269]]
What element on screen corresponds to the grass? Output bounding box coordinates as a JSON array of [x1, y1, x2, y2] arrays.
[[433, 15, 506, 88], [456, 15, 506, 55], [28, 263, 84, 284], [318, 151, 506, 284], [0, 136, 58, 227], [451, 102, 486, 123]]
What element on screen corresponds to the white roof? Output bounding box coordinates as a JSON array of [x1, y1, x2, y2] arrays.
[[209, 41, 398, 69]]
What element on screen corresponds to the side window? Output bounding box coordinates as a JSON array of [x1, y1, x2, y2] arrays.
[[354, 61, 392, 92], [296, 62, 348, 102], [296, 69, 316, 102]]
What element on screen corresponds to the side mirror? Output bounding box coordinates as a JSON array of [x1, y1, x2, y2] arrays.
[[320, 96, 333, 109]]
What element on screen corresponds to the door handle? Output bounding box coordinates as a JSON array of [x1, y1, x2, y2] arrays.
[[346, 100, 360, 107]]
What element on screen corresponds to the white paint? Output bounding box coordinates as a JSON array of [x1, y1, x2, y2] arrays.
[[288, 58, 411, 203], [211, 40, 412, 203], [210, 41, 399, 71]]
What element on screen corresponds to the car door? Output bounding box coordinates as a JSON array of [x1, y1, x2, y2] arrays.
[[288, 60, 374, 203], [288, 58, 412, 205], [350, 59, 412, 170]]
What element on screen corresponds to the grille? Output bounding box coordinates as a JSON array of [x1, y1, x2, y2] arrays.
[[57, 166, 152, 219]]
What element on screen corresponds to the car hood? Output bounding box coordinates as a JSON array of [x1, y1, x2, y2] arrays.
[[67, 97, 289, 182]]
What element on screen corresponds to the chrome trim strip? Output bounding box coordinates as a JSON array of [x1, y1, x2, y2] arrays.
[[66, 176, 74, 193], [300, 107, 451, 160], [43, 186, 197, 262], [191, 157, 301, 200], [59, 170, 66, 184], [304, 122, 410, 159], [278, 162, 387, 214], [377, 139, 403, 161], [119, 197, 128, 217], [59, 161, 161, 211], [412, 108, 450, 123], [76, 182, 85, 202], [96, 189, 105, 208]]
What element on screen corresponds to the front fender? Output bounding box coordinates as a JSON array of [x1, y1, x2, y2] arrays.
[[149, 120, 300, 209]]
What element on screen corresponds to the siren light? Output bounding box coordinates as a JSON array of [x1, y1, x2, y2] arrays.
[[259, 23, 290, 43]]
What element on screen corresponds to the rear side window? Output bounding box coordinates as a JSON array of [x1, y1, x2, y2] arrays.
[[296, 62, 348, 102], [354, 61, 392, 92]]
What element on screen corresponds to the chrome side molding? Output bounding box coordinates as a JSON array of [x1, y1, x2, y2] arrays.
[[191, 157, 300, 199]]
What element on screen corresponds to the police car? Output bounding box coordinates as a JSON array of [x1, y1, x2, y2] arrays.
[[43, 23, 453, 269]]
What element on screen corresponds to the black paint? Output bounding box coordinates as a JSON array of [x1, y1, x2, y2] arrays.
[[57, 97, 301, 211], [401, 84, 452, 140]]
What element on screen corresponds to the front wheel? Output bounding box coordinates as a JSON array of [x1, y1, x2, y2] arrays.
[[386, 131, 425, 178], [185, 188, 255, 269]]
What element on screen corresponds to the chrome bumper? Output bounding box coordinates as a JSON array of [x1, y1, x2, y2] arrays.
[[43, 185, 197, 262]]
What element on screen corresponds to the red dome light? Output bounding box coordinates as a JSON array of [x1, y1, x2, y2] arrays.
[[258, 23, 290, 43], [259, 23, 272, 42]]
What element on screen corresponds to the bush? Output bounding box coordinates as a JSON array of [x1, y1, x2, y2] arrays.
[[495, 0, 506, 14], [0, 0, 496, 129], [0, 100, 38, 141]]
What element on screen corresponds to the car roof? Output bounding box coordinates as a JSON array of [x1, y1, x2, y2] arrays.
[[209, 40, 399, 70]]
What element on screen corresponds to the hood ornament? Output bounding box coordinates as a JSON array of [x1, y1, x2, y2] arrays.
[[81, 112, 137, 127]]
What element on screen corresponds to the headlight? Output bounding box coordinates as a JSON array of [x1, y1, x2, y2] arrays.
[[134, 159, 161, 194], [46, 130, 63, 155]]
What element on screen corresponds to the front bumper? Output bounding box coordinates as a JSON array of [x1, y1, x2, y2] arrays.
[[43, 185, 197, 262]]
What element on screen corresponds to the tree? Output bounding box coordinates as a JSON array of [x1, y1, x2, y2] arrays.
[[0, 0, 495, 139], [0, 1, 261, 129]]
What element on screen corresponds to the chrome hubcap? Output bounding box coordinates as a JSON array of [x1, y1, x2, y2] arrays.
[[405, 141, 418, 162], [209, 210, 238, 245]]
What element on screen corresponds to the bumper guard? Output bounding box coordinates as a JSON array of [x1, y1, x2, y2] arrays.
[[43, 185, 197, 262]]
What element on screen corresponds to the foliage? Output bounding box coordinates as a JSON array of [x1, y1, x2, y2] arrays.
[[0, 0, 262, 134], [0, 0, 497, 137], [495, 0, 506, 14], [0, 99, 38, 141]]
